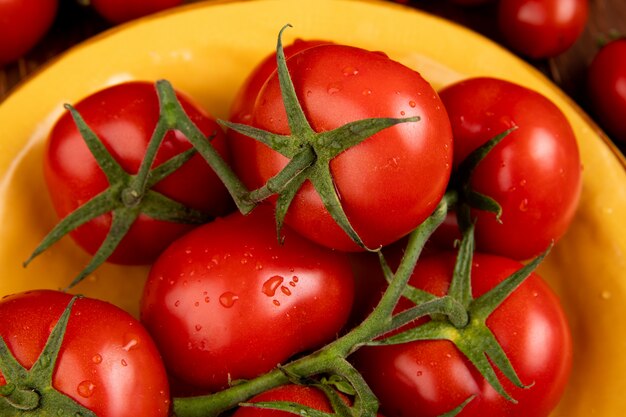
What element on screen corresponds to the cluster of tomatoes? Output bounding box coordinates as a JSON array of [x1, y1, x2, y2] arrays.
[[0, 24, 582, 417], [0, 0, 184, 66]]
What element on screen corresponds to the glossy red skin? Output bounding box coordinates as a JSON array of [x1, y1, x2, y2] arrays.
[[90, 0, 183, 23], [228, 39, 333, 187], [232, 385, 345, 417], [231, 44, 453, 251], [44, 81, 232, 265], [438, 77, 582, 260], [140, 206, 355, 392], [0, 290, 170, 417], [352, 252, 573, 417], [0, 0, 58, 65], [497, 0, 588, 58], [588, 38, 626, 146]]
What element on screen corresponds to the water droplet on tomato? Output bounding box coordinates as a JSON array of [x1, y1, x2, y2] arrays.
[[416, 371, 423, 377], [281, 286, 292, 296], [122, 338, 138, 352], [327, 83, 342, 95], [92, 354, 102, 364], [400, 110, 406, 116], [519, 198, 529, 212], [342, 66, 358, 76], [204, 296, 210, 303], [195, 324, 203, 331], [362, 88, 372, 96], [262, 275, 285, 297], [219, 292, 239, 308], [174, 300, 181, 307], [121, 359, 128, 367], [409, 100, 416, 108], [273, 300, 281, 306], [77, 380, 95, 398]]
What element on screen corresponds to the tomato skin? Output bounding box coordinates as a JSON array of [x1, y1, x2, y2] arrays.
[[230, 43, 453, 251], [0, 0, 58, 65], [497, 0, 588, 58], [587, 38, 626, 146], [438, 77, 581, 260], [352, 251, 572, 417], [44, 81, 232, 265], [232, 385, 344, 417], [0, 290, 170, 417], [90, 0, 183, 24], [140, 206, 355, 392]]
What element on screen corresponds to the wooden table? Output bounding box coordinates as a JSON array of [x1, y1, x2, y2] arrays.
[[1, 0, 625, 148]]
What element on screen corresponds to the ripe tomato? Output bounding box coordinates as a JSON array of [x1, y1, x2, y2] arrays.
[[497, 0, 588, 58], [43, 81, 232, 265], [0, 0, 58, 65], [231, 385, 350, 417], [89, 0, 183, 24], [229, 43, 453, 251], [352, 251, 573, 417], [587, 37, 626, 146], [140, 205, 355, 392], [438, 77, 582, 260], [0, 290, 170, 417]]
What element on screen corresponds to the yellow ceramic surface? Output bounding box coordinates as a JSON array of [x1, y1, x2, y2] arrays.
[[0, 0, 624, 415]]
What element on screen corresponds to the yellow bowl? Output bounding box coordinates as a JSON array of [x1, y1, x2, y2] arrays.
[[1, 0, 624, 415]]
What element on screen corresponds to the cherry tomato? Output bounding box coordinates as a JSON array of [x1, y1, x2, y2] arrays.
[[352, 251, 572, 417], [0, 290, 170, 417], [43, 81, 232, 265], [0, 0, 58, 65], [89, 0, 183, 24], [438, 77, 582, 260], [229, 43, 453, 251], [140, 206, 355, 392], [497, 0, 588, 58], [587, 37, 626, 146]]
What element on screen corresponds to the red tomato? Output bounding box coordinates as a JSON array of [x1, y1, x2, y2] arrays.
[[352, 251, 572, 417], [0, 0, 58, 65], [229, 43, 453, 251], [0, 290, 170, 417], [44, 81, 232, 265], [140, 206, 355, 392], [587, 37, 626, 146], [89, 0, 183, 24], [438, 77, 582, 260], [497, 0, 588, 58], [232, 385, 349, 417], [228, 39, 333, 187]]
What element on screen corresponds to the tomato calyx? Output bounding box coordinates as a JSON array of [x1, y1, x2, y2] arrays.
[[0, 296, 97, 417], [369, 224, 550, 402], [23, 81, 246, 289], [451, 127, 517, 231], [220, 25, 419, 249]]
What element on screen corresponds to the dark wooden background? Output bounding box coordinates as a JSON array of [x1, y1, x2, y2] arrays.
[[1, 0, 625, 149]]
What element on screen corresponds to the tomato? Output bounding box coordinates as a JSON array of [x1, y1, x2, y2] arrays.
[[228, 39, 333, 187], [437, 77, 582, 260], [140, 205, 355, 392], [89, 0, 183, 24], [497, 0, 588, 58], [0, 0, 58, 65], [43, 81, 232, 265], [0, 290, 170, 416], [229, 43, 453, 251], [352, 251, 572, 417], [587, 37, 626, 146], [231, 385, 349, 417]]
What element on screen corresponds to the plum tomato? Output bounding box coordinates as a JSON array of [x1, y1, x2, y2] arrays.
[[438, 77, 582, 260], [43, 81, 232, 265], [140, 205, 356, 392], [587, 37, 626, 146], [0, 0, 58, 65], [352, 251, 573, 417], [89, 0, 183, 24], [497, 0, 588, 58], [0, 290, 170, 417], [227, 42, 453, 251]]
